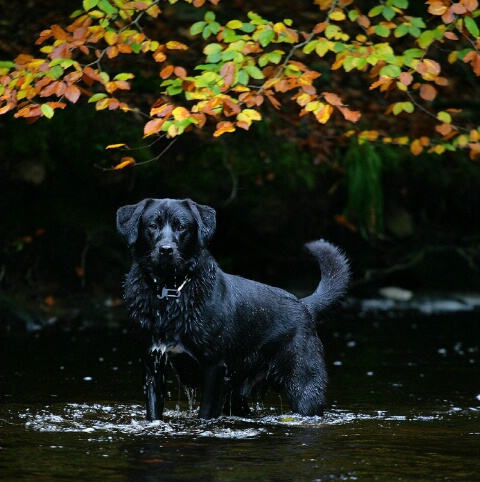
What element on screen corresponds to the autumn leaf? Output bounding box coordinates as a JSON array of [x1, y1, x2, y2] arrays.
[[106, 143, 127, 149], [213, 121, 235, 137], [64, 84, 81, 103], [338, 106, 361, 122], [114, 157, 136, 169], [419, 84, 437, 101], [144, 118, 166, 137], [315, 104, 333, 123]]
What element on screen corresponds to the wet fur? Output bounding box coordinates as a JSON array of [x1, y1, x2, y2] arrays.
[[117, 198, 350, 420]]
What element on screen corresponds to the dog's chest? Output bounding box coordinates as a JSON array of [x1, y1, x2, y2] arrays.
[[149, 298, 194, 354]]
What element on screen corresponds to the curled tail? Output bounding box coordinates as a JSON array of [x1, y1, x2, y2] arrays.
[[301, 239, 350, 321]]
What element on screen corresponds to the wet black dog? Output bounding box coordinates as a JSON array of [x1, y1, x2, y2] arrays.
[[117, 198, 350, 420]]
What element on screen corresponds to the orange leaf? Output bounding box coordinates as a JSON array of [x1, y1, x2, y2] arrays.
[[338, 106, 361, 122], [322, 92, 343, 106], [220, 62, 236, 88], [399, 72, 413, 86], [419, 84, 437, 101], [410, 139, 423, 156], [114, 157, 136, 169], [174, 66, 187, 79], [51, 25, 69, 40], [64, 84, 81, 103], [436, 122, 453, 136], [160, 65, 174, 79], [144, 118, 165, 137], [213, 121, 236, 137]]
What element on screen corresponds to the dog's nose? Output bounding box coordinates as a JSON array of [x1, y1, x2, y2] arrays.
[[159, 245, 174, 256]]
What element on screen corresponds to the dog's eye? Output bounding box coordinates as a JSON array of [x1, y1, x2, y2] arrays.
[[148, 223, 157, 230], [177, 224, 186, 232]]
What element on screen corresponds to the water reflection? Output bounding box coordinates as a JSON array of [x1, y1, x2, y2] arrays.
[[1, 312, 479, 481]]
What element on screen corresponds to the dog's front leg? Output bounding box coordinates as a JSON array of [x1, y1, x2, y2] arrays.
[[198, 363, 227, 419], [143, 350, 167, 421]]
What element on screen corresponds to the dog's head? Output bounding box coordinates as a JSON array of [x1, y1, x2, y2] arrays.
[[117, 198, 216, 276]]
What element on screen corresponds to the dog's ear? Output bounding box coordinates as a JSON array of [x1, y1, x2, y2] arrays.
[[116, 199, 152, 247], [184, 199, 216, 248]]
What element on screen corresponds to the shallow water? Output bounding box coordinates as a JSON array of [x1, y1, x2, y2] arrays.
[[1, 312, 479, 481]]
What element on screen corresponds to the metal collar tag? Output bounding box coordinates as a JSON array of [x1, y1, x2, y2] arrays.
[[159, 287, 181, 299]]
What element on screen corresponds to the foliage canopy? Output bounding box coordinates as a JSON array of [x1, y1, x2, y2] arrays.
[[1, 0, 480, 167]]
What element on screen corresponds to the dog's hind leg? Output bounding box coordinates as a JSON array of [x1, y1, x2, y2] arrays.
[[198, 363, 227, 419], [282, 335, 328, 416], [143, 350, 167, 421]]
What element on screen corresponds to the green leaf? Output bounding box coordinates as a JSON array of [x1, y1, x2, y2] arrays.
[[0, 61, 16, 69], [258, 29, 275, 47], [41, 104, 54, 119], [222, 28, 237, 43], [348, 10, 359, 22], [403, 101, 414, 113], [240, 23, 256, 33], [374, 25, 391, 37], [88, 93, 108, 103], [268, 50, 283, 64], [368, 5, 384, 17], [418, 30, 435, 48], [303, 40, 318, 55], [226, 19, 243, 29], [465, 17, 479, 38], [315, 40, 330, 57], [205, 11, 215, 22], [410, 17, 426, 28], [243, 65, 264, 80], [237, 69, 249, 86], [382, 6, 396, 21], [83, 0, 98, 11], [190, 21, 206, 36], [379, 64, 402, 77], [204, 43, 223, 56], [222, 49, 243, 62], [408, 26, 421, 38], [438, 111, 452, 123], [394, 24, 409, 38], [114, 73, 135, 81], [392, 0, 408, 8], [98, 0, 117, 16], [130, 42, 142, 54], [48, 65, 64, 80]]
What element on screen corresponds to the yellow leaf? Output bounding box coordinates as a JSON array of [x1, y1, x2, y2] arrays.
[[114, 157, 136, 169], [359, 130, 379, 141], [172, 106, 191, 121], [105, 31, 118, 46], [106, 143, 127, 149], [167, 124, 178, 138], [296, 93, 312, 106], [315, 104, 333, 124], [166, 41, 188, 50], [226, 20, 243, 29], [329, 10, 346, 21], [305, 100, 320, 112], [213, 121, 236, 137], [238, 109, 262, 122]]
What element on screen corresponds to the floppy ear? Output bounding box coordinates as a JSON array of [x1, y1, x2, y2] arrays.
[[184, 199, 216, 248], [116, 199, 152, 247]]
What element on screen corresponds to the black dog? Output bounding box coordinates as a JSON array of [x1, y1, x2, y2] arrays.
[[117, 198, 349, 420]]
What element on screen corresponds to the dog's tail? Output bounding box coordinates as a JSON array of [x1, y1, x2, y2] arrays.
[[301, 239, 350, 322]]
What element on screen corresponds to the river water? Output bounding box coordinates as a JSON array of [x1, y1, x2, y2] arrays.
[[1, 308, 479, 481]]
